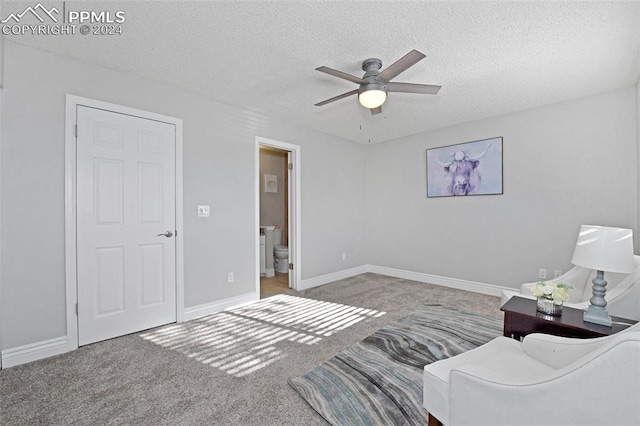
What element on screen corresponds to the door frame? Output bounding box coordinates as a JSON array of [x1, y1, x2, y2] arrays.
[[64, 95, 184, 351], [255, 136, 301, 292]]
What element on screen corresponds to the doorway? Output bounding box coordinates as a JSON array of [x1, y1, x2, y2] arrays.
[[255, 137, 301, 298], [65, 95, 184, 350]]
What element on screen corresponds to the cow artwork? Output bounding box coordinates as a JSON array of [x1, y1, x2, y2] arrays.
[[426, 137, 503, 198], [438, 145, 492, 196]]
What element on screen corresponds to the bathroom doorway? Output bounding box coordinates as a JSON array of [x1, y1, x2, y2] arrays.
[[255, 137, 301, 298]]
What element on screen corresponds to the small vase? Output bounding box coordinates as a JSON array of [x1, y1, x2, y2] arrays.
[[536, 297, 562, 316]]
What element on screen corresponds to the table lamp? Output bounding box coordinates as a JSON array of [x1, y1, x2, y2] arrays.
[[571, 225, 635, 327]]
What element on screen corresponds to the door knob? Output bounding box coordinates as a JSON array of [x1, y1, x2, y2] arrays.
[[157, 231, 174, 238]]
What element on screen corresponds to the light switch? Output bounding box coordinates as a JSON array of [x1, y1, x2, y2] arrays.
[[197, 205, 210, 217]]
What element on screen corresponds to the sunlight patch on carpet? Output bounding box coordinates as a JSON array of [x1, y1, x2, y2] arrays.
[[140, 294, 386, 377]]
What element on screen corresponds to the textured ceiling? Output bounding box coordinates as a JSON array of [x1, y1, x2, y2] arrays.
[[5, 0, 640, 144]]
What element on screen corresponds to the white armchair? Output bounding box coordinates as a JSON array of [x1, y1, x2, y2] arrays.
[[501, 255, 640, 321], [423, 322, 640, 426]]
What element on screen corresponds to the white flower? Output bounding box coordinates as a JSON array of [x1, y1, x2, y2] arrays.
[[552, 288, 569, 303], [542, 285, 555, 296], [531, 285, 544, 297], [531, 281, 573, 303]]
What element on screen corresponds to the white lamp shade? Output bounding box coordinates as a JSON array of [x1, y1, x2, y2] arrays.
[[358, 89, 386, 109], [571, 225, 634, 273]]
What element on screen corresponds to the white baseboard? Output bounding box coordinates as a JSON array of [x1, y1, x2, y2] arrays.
[[182, 292, 259, 322], [297, 264, 513, 297], [1, 336, 70, 368], [298, 265, 370, 290], [1, 266, 511, 368], [366, 264, 513, 297], [264, 268, 275, 278], [2, 293, 259, 368]]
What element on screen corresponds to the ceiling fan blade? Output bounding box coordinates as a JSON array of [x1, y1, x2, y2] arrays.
[[316, 66, 365, 84], [376, 50, 426, 82], [370, 106, 383, 115], [314, 89, 359, 106], [386, 82, 441, 94]]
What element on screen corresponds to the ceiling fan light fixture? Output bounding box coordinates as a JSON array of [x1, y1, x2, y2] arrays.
[[315, 50, 440, 111], [358, 82, 386, 109]]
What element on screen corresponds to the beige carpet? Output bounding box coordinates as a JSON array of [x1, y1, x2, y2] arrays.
[[0, 273, 503, 425]]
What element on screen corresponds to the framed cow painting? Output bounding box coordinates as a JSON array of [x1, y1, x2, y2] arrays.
[[426, 137, 503, 198]]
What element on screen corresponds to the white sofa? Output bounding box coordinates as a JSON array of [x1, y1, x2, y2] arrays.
[[423, 321, 640, 426], [500, 255, 640, 321]]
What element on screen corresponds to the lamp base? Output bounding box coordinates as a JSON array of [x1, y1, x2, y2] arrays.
[[583, 305, 612, 327], [583, 270, 612, 327]]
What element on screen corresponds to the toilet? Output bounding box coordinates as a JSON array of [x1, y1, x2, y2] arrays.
[[272, 228, 289, 274]]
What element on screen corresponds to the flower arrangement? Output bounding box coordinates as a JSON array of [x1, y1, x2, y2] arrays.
[[531, 281, 573, 305]]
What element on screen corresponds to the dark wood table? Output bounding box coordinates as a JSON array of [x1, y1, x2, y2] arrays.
[[500, 296, 637, 340]]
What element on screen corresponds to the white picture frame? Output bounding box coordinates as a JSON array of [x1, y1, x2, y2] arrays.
[[264, 174, 277, 193]]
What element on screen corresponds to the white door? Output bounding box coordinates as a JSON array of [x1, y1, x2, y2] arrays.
[[76, 106, 177, 346]]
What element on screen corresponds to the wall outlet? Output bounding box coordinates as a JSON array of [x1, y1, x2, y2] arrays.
[[227, 272, 234, 283], [553, 269, 563, 278], [539, 268, 547, 279], [342, 252, 347, 261]]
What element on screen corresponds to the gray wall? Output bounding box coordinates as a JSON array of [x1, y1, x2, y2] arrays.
[[0, 11, 3, 363], [1, 40, 637, 353], [259, 148, 286, 232], [0, 42, 367, 349], [637, 77, 640, 251], [365, 88, 638, 288]]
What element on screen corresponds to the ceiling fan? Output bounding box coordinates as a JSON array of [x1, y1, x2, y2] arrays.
[[314, 49, 441, 115]]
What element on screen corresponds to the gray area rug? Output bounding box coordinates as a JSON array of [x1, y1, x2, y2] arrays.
[[289, 304, 502, 425]]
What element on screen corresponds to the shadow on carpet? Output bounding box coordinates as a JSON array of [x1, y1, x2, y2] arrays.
[[288, 304, 502, 425]]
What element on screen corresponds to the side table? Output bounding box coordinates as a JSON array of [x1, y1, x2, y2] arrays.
[[500, 296, 636, 340]]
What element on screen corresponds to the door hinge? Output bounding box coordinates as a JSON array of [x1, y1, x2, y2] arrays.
[[75, 303, 78, 315], [288, 163, 293, 170], [74, 124, 78, 137], [289, 263, 294, 270]]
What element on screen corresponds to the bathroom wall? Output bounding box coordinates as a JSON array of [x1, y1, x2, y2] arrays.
[[259, 147, 287, 241]]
